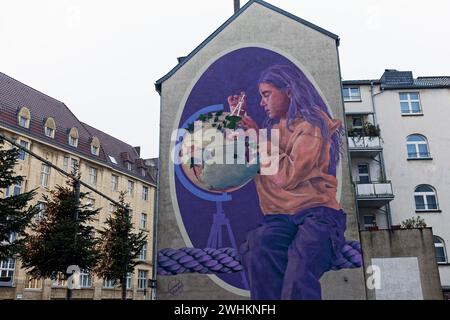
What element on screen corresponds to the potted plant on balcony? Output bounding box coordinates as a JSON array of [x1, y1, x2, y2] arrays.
[[348, 122, 383, 147], [401, 216, 427, 229], [362, 122, 381, 140]]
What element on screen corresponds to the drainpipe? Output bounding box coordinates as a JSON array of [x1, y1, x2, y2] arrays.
[[370, 81, 381, 126], [370, 82, 392, 229], [150, 159, 160, 300]]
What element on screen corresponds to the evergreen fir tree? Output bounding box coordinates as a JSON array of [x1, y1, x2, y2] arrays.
[[20, 178, 99, 298], [95, 192, 147, 300], [0, 138, 38, 261]]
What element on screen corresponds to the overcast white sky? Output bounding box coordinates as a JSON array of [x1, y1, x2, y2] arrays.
[[1, 0, 449, 158]]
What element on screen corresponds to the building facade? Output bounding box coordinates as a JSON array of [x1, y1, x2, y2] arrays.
[[0, 72, 156, 300], [155, 0, 366, 300], [343, 69, 450, 299]]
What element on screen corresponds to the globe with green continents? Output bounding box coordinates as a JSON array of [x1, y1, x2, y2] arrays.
[[180, 111, 260, 193]]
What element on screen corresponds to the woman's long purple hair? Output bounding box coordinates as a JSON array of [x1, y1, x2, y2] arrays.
[[258, 64, 343, 175]]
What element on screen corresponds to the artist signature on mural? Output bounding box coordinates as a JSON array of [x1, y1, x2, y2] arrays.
[[168, 279, 184, 296]]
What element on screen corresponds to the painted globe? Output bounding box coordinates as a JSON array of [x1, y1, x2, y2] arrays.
[[180, 111, 260, 193]]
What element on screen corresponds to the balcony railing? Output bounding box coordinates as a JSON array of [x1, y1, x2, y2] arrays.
[[355, 182, 394, 208], [356, 182, 393, 197], [348, 136, 382, 149]]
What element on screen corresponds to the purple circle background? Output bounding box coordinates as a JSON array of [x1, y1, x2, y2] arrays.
[[174, 47, 323, 290]]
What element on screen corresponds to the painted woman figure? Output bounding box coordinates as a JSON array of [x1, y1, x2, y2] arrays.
[[228, 64, 348, 300]]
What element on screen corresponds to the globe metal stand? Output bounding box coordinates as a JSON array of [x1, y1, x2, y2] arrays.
[[206, 200, 249, 290], [175, 104, 250, 290]]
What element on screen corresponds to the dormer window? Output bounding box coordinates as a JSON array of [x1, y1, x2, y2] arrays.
[[45, 127, 54, 138], [19, 116, 29, 128], [127, 162, 132, 171], [69, 136, 77, 147], [141, 168, 146, 177], [44, 117, 56, 138], [18, 107, 31, 128], [68, 127, 79, 147], [90, 136, 100, 156]]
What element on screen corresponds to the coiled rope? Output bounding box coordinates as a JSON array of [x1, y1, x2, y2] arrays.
[[158, 241, 362, 275]]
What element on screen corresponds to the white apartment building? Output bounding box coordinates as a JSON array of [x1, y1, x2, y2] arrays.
[[343, 69, 450, 298]]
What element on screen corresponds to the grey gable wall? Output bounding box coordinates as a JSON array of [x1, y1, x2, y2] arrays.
[[157, 1, 366, 300]]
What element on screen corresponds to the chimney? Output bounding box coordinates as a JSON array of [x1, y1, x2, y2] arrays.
[[234, 0, 240, 13]]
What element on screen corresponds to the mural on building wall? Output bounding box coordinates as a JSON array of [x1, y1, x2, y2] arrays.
[[158, 47, 362, 300]]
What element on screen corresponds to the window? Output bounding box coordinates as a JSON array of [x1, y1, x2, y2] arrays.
[[52, 273, 66, 287], [0, 259, 16, 283], [63, 156, 69, 172], [357, 164, 370, 184], [142, 186, 149, 201], [90, 137, 100, 156], [19, 116, 29, 128], [140, 213, 147, 229], [127, 162, 132, 171], [18, 107, 31, 128], [352, 117, 363, 130], [44, 117, 56, 138], [363, 215, 377, 229], [434, 236, 448, 264], [68, 127, 79, 147], [70, 159, 78, 174], [8, 232, 17, 244], [139, 242, 147, 261], [80, 270, 92, 288], [18, 140, 29, 160], [400, 92, 421, 114], [91, 145, 99, 156], [126, 272, 132, 289], [45, 127, 55, 138], [13, 181, 22, 196], [343, 87, 361, 102], [26, 275, 43, 289], [109, 155, 118, 164], [414, 185, 439, 211], [127, 181, 134, 197], [4, 181, 22, 197], [1, 232, 16, 246], [111, 175, 119, 191], [407, 135, 430, 159], [69, 136, 78, 147], [89, 167, 97, 185], [40, 164, 50, 187], [141, 168, 146, 177], [137, 270, 148, 289], [36, 202, 46, 222], [103, 279, 116, 289]]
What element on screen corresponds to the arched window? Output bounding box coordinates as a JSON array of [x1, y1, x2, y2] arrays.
[[44, 117, 56, 138], [434, 236, 448, 264], [68, 127, 79, 147], [90, 136, 100, 156], [407, 134, 430, 159], [18, 107, 31, 128], [414, 185, 439, 211]]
